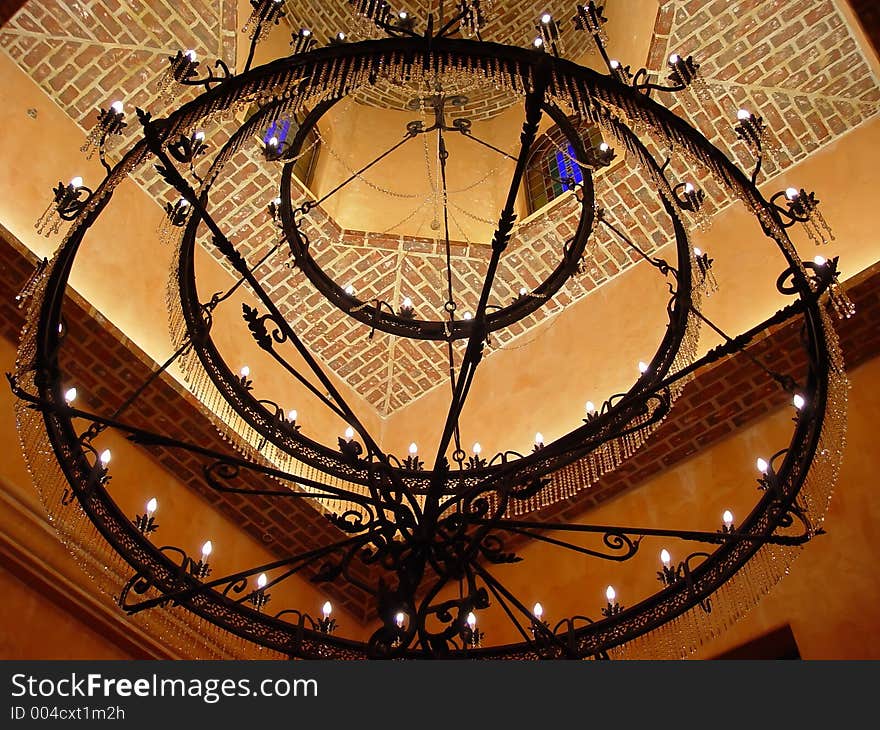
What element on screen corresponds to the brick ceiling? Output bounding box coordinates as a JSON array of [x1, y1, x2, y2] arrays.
[[1, 0, 878, 419]]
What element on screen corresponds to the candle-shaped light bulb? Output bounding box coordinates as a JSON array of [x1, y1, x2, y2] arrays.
[[519, 286, 528, 296], [599, 142, 610, 152], [70, 176, 84, 189], [541, 13, 552, 24], [239, 365, 250, 378], [785, 187, 799, 200], [344, 284, 355, 296], [146, 497, 157, 517], [694, 247, 703, 257], [605, 585, 616, 603], [288, 409, 298, 422], [99, 449, 112, 466], [660, 548, 671, 567], [344, 426, 355, 442], [472, 442, 482, 455], [301, 28, 311, 36], [185, 49, 197, 62], [535, 432, 544, 446], [402, 296, 413, 309], [722, 510, 734, 529], [756, 457, 769, 474], [395, 611, 405, 628], [322, 601, 332, 618], [668, 52, 680, 65], [201, 540, 213, 558], [195, 131, 206, 142], [336, 31, 346, 41], [462, 312, 473, 320], [533, 37, 544, 48], [684, 182, 695, 194], [814, 255, 827, 267], [793, 393, 806, 410], [177, 197, 189, 208], [398, 11, 408, 20], [638, 361, 649, 374], [408, 442, 418, 456], [257, 573, 268, 589], [610, 59, 620, 69], [533, 602, 543, 620], [585, 400, 596, 415], [268, 136, 279, 148], [467, 611, 477, 630], [64, 387, 78, 403], [110, 100, 124, 115], [737, 108, 751, 120]]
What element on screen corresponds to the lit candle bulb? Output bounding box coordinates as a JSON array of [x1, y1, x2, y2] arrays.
[[110, 100, 124, 115], [146, 497, 157, 518], [268, 136, 279, 148], [668, 52, 680, 65], [737, 108, 751, 120], [322, 601, 332, 619], [462, 312, 473, 320], [585, 400, 596, 415], [467, 611, 477, 630], [534, 432, 544, 447], [344, 284, 355, 296], [638, 361, 649, 374], [785, 187, 799, 200], [257, 573, 268, 589], [185, 49, 197, 62], [660, 548, 671, 567], [301, 27, 311, 36], [395, 611, 406, 628], [519, 286, 528, 296], [99, 449, 112, 466], [64, 387, 78, 403], [69, 176, 84, 189], [402, 296, 413, 309], [288, 409, 298, 422], [194, 131, 206, 142], [201, 540, 213, 558], [793, 393, 806, 410], [533, 37, 544, 48], [684, 182, 695, 194], [240, 365, 250, 378], [599, 142, 610, 152], [533, 602, 543, 620], [541, 12, 552, 24], [722, 510, 734, 529], [813, 255, 826, 267], [398, 11, 408, 20], [335, 31, 346, 42], [756, 457, 769, 474], [694, 246, 703, 257], [472, 442, 482, 455], [606, 585, 616, 603], [344, 426, 355, 442], [610, 59, 620, 69], [408, 442, 418, 456]]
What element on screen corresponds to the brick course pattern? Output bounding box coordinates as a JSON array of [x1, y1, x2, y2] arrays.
[[1, 0, 878, 419]]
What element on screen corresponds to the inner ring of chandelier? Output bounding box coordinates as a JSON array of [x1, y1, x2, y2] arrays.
[[278, 95, 597, 342]]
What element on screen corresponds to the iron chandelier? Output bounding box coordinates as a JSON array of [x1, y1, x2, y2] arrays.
[[11, 0, 854, 659]]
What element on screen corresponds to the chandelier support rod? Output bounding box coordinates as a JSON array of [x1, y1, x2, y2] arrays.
[[139, 115, 420, 521], [429, 78, 548, 498]]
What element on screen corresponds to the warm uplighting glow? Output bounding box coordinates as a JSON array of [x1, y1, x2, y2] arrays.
[[64, 387, 77, 403], [472, 442, 482, 455], [467, 611, 477, 629], [737, 108, 751, 120], [722, 510, 734, 528], [605, 585, 616, 603], [201, 540, 213, 558], [395, 612, 406, 628], [533, 602, 543, 620], [322, 601, 332, 618], [535, 432, 544, 446], [239, 365, 250, 378], [99, 449, 112, 466], [344, 426, 355, 442], [756, 457, 769, 474], [793, 393, 806, 410], [638, 361, 649, 374], [408, 442, 418, 456], [257, 573, 268, 589], [146, 497, 157, 517], [660, 549, 671, 567]]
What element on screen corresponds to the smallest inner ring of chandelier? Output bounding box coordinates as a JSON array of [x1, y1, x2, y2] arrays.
[[11, 1, 854, 660]]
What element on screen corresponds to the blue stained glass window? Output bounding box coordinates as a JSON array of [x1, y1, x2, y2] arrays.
[[554, 144, 583, 188], [264, 118, 292, 147]]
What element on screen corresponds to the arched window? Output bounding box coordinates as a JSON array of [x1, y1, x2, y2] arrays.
[[524, 119, 605, 214]]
